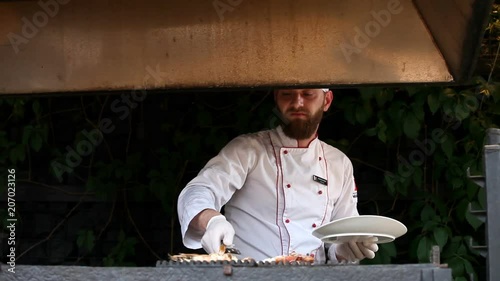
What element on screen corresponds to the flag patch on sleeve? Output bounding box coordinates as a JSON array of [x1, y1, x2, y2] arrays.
[[352, 182, 358, 202]]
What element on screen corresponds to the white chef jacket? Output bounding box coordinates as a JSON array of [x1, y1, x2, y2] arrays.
[[177, 125, 359, 263]]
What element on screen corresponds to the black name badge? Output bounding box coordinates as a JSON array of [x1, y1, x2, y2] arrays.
[[312, 175, 328, 186]]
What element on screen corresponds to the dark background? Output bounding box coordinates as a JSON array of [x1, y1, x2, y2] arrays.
[[0, 88, 412, 266]]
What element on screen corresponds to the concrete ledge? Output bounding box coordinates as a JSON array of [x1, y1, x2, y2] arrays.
[[0, 263, 451, 281]]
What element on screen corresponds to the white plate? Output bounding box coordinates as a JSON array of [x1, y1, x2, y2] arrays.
[[312, 215, 407, 241], [320, 233, 395, 244]]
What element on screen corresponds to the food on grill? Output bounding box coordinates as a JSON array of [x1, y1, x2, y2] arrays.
[[169, 245, 314, 264], [169, 244, 253, 262], [261, 252, 315, 263], [169, 252, 243, 262]]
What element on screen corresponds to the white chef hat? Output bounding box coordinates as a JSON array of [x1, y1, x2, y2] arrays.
[[322, 88, 329, 92]]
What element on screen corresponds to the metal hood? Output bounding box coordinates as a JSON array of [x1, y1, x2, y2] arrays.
[[0, 0, 494, 94]]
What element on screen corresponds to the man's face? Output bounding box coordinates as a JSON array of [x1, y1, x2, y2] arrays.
[[274, 89, 333, 140]]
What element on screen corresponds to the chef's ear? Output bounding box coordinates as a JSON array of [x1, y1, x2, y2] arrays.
[[323, 90, 334, 111]]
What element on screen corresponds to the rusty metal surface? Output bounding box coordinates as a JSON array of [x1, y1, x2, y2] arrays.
[[414, 0, 494, 82], [0, 0, 452, 94]]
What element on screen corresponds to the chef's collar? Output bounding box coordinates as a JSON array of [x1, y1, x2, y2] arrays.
[[276, 125, 319, 148]]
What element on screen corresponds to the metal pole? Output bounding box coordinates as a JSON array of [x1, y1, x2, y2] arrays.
[[486, 128, 500, 145], [485, 129, 500, 281]]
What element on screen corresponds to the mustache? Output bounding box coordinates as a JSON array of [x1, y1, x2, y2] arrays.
[[287, 109, 309, 114]]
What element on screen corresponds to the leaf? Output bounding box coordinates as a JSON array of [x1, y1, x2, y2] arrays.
[[463, 259, 474, 275], [431, 196, 448, 218], [491, 83, 500, 102], [478, 187, 486, 210], [456, 241, 467, 256], [463, 140, 475, 153], [384, 172, 400, 196], [451, 178, 463, 190], [103, 256, 114, 267], [12, 99, 26, 118], [403, 112, 420, 139], [455, 200, 468, 222], [30, 133, 43, 152], [397, 175, 410, 196], [374, 89, 394, 107], [422, 220, 439, 232], [9, 144, 26, 163], [409, 200, 426, 219], [427, 93, 440, 114], [441, 136, 454, 159], [32, 100, 41, 115], [420, 204, 436, 221], [382, 242, 397, 257], [417, 236, 431, 262], [454, 103, 469, 121], [355, 103, 372, 124], [365, 128, 377, 136], [465, 205, 484, 230], [448, 257, 465, 277], [411, 103, 425, 121], [413, 167, 423, 188], [442, 107, 453, 122], [473, 75, 487, 85], [77, 230, 95, 252], [362, 241, 396, 265], [22, 125, 33, 145], [77, 231, 85, 248], [406, 86, 420, 96], [433, 227, 449, 248], [442, 88, 456, 97], [465, 181, 478, 200], [359, 87, 378, 101], [377, 129, 387, 143]]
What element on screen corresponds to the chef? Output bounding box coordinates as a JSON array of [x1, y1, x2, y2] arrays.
[[177, 88, 378, 263]]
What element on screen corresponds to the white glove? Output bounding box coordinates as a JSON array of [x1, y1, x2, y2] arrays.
[[329, 237, 379, 263], [201, 215, 235, 254]]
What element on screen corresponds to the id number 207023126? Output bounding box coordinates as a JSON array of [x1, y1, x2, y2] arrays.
[[7, 169, 16, 218], [6, 168, 17, 273]]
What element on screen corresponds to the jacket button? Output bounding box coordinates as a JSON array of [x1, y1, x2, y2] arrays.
[[285, 219, 290, 223], [318, 190, 323, 195], [284, 150, 288, 154], [286, 184, 291, 188], [319, 157, 322, 161], [312, 223, 317, 228]]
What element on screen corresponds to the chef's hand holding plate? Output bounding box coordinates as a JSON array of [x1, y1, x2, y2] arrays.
[[201, 215, 235, 254], [329, 237, 379, 263]]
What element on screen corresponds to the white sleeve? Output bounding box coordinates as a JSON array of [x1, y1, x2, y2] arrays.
[[177, 135, 256, 249], [330, 157, 359, 220]]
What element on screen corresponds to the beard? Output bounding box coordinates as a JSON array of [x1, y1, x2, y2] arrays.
[[280, 107, 324, 140]]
